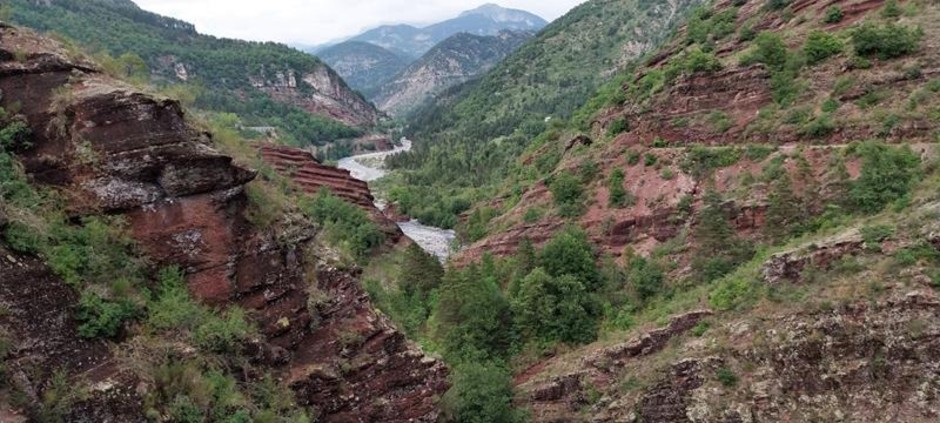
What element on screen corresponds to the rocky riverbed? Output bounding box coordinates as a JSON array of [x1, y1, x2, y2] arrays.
[[338, 140, 457, 261]]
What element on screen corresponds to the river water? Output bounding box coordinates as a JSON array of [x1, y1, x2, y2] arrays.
[[337, 140, 457, 261]]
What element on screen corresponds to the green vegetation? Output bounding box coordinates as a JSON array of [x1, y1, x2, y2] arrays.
[[549, 171, 587, 218], [848, 142, 921, 213], [803, 31, 844, 65], [8, 0, 366, 146], [0, 108, 308, 420], [389, 0, 702, 227], [512, 268, 599, 344], [823, 6, 844, 24], [608, 169, 632, 208], [299, 189, 385, 259], [442, 361, 524, 423], [686, 7, 738, 49], [851, 22, 924, 60]]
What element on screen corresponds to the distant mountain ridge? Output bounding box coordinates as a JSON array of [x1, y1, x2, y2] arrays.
[[332, 3, 547, 59], [318, 41, 411, 97], [374, 30, 533, 116]]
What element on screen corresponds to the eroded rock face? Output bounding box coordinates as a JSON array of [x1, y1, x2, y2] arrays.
[[517, 292, 940, 423], [257, 144, 404, 242], [0, 25, 444, 421]]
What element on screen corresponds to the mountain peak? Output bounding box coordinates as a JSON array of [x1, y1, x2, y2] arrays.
[[460, 3, 546, 23]]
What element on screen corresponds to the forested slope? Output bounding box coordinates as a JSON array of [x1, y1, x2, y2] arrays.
[[6, 0, 381, 146]]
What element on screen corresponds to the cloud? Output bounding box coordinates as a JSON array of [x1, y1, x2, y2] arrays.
[[133, 0, 586, 45]]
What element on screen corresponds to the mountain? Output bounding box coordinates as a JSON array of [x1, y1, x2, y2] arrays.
[[373, 0, 940, 421], [346, 3, 547, 59], [374, 30, 533, 116], [317, 41, 411, 97], [386, 0, 706, 229], [6, 0, 381, 146]]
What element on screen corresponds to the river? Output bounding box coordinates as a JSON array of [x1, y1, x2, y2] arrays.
[[337, 140, 457, 261]]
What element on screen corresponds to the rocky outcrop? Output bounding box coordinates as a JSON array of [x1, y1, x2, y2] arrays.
[[257, 144, 403, 241], [259, 64, 382, 127], [0, 24, 443, 420], [518, 291, 940, 422], [518, 310, 713, 421], [289, 268, 448, 422], [761, 228, 864, 284]]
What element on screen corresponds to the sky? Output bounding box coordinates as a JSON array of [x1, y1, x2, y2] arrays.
[[133, 0, 587, 46]]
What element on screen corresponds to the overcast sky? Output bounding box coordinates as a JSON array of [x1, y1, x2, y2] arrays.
[[134, 0, 587, 46]]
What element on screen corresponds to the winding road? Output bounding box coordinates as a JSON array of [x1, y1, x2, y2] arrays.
[[337, 139, 457, 261]]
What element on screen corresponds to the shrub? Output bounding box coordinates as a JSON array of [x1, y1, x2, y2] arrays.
[[823, 6, 844, 24], [821, 98, 840, 113], [627, 257, 664, 302], [627, 150, 642, 165], [300, 189, 384, 258], [433, 267, 515, 361], [512, 268, 599, 344], [717, 367, 739, 387], [766, 0, 790, 11], [852, 22, 924, 60], [681, 145, 741, 179], [801, 114, 835, 138], [850, 142, 921, 213], [608, 169, 633, 208], [708, 111, 733, 133], [881, 0, 902, 18], [538, 228, 600, 290], [442, 361, 523, 423], [193, 308, 252, 354], [803, 31, 844, 65], [549, 172, 586, 218], [742, 32, 789, 71], [607, 118, 629, 136], [682, 47, 722, 73], [644, 153, 658, 167], [75, 292, 138, 339]]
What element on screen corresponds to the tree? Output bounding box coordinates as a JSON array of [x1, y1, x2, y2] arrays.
[[512, 268, 599, 344], [433, 266, 515, 361], [400, 243, 443, 298], [538, 227, 600, 290], [549, 171, 585, 217], [442, 361, 522, 423], [692, 191, 755, 281], [627, 256, 664, 302], [849, 142, 921, 213], [763, 172, 805, 243]]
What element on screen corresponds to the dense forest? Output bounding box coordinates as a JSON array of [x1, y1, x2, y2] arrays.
[[6, 0, 367, 146]]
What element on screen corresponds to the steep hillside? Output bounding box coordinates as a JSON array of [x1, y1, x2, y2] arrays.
[[419, 0, 940, 420], [318, 41, 410, 96], [375, 30, 534, 117], [6, 0, 382, 146], [385, 0, 706, 229], [345, 4, 547, 59], [0, 23, 446, 422]]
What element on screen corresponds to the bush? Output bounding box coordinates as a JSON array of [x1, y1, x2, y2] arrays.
[[852, 22, 923, 60], [300, 189, 384, 258], [743, 32, 789, 71], [549, 172, 586, 218], [717, 367, 739, 387], [75, 292, 139, 338], [607, 118, 629, 136], [443, 361, 523, 423], [608, 169, 633, 208], [849, 142, 921, 213], [539, 228, 600, 290], [512, 268, 599, 344], [433, 267, 515, 361], [803, 31, 843, 65], [627, 257, 664, 302], [823, 6, 844, 24], [801, 114, 836, 138], [881, 0, 902, 18]]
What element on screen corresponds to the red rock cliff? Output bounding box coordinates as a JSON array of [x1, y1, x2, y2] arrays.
[[0, 23, 445, 422]]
